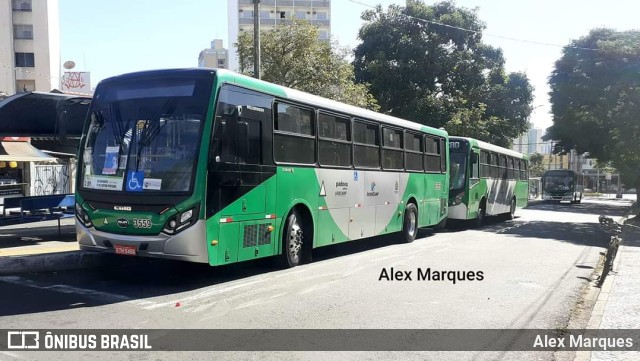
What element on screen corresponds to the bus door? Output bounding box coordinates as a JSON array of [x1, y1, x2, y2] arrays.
[[468, 150, 481, 213], [207, 86, 276, 264]]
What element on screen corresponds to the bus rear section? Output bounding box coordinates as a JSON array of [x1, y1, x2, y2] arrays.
[[542, 170, 583, 203]]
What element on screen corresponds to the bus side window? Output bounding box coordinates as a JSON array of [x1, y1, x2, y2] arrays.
[[471, 152, 479, 179], [211, 85, 272, 166], [481, 151, 490, 178]]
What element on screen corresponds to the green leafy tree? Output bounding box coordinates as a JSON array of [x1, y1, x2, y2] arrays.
[[236, 18, 379, 110], [528, 153, 546, 178], [353, 0, 533, 147], [546, 28, 640, 200]]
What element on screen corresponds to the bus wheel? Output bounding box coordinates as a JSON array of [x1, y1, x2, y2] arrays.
[[282, 212, 304, 268], [507, 197, 516, 220], [475, 201, 486, 228], [402, 203, 418, 243]]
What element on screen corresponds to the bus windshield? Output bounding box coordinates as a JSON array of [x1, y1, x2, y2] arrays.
[[79, 76, 212, 193], [544, 174, 574, 191], [450, 152, 467, 190]]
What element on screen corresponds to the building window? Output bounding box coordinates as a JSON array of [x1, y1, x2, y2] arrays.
[[241, 10, 253, 18], [15, 52, 35, 67], [315, 12, 327, 20], [13, 24, 33, 39], [217, 59, 226, 68], [295, 11, 306, 19], [259, 10, 270, 19], [12, 0, 32, 11]]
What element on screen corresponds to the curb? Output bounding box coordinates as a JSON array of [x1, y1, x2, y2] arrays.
[[573, 248, 623, 361], [0, 250, 110, 275]]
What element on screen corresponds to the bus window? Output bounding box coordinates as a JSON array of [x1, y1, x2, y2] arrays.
[[507, 157, 514, 180], [353, 120, 380, 168], [274, 103, 315, 164], [480, 151, 490, 178], [318, 112, 351, 167], [382, 127, 403, 170], [440, 138, 446, 173], [424, 136, 440, 172], [471, 152, 479, 179], [500, 155, 507, 179], [405, 131, 423, 172], [212, 85, 271, 166]]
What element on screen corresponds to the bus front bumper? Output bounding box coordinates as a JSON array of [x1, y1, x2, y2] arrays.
[[543, 195, 573, 201], [76, 220, 209, 263]]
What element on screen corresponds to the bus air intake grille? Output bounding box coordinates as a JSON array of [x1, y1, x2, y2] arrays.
[[258, 224, 271, 245], [243, 225, 258, 248]]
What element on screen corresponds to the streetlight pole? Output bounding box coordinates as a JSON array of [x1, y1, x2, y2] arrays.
[[253, 0, 261, 79]]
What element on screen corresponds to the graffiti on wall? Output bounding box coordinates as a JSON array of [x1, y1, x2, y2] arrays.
[[31, 164, 70, 196]]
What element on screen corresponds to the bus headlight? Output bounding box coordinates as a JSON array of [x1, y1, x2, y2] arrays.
[[75, 202, 93, 228], [163, 206, 198, 235]]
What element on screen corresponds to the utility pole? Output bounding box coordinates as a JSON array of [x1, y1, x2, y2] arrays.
[[253, 0, 261, 79]]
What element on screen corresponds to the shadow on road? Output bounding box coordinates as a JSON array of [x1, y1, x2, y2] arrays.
[[525, 200, 632, 217], [0, 230, 436, 317], [488, 220, 610, 248]]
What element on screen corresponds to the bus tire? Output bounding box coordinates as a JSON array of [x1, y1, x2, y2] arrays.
[[507, 197, 516, 220], [475, 200, 486, 228], [402, 203, 418, 243], [281, 211, 305, 268]]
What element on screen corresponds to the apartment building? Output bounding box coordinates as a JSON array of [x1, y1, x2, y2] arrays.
[[0, 0, 60, 94], [198, 39, 229, 69], [227, 0, 331, 71]]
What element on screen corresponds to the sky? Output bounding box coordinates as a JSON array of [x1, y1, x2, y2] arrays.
[[59, 0, 640, 131]]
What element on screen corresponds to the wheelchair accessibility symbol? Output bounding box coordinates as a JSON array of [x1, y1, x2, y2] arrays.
[[127, 171, 144, 192]]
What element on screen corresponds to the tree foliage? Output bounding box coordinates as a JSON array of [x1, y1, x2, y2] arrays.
[[528, 153, 546, 178], [547, 28, 640, 193], [236, 18, 379, 110], [353, 0, 533, 147]]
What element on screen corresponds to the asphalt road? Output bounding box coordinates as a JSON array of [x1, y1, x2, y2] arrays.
[[0, 198, 633, 361]]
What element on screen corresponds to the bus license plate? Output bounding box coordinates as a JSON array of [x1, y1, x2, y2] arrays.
[[114, 244, 137, 256]]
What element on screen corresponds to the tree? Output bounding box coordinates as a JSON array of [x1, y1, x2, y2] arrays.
[[236, 18, 379, 110], [546, 28, 640, 200], [353, 0, 533, 147], [529, 153, 546, 178]]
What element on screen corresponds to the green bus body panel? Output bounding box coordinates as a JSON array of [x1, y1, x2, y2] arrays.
[[205, 166, 449, 266]]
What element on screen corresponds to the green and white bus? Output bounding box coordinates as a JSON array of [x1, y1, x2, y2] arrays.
[[448, 137, 529, 226], [75, 68, 449, 267], [542, 169, 583, 204]]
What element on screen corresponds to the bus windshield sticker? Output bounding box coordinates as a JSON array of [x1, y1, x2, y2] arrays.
[[102, 146, 119, 175], [126, 171, 145, 192], [84, 175, 123, 191], [118, 155, 128, 170], [143, 178, 162, 191]]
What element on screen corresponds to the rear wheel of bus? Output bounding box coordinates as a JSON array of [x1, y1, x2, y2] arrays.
[[402, 203, 418, 243]]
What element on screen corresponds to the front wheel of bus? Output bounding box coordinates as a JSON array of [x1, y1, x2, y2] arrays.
[[475, 201, 486, 228], [507, 197, 516, 220], [402, 203, 418, 243], [282, 212, 304, 268]]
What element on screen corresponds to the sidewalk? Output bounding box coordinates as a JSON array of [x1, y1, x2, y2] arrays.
[[577, 214, 640, 360], [0, 217, 107, 274]]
